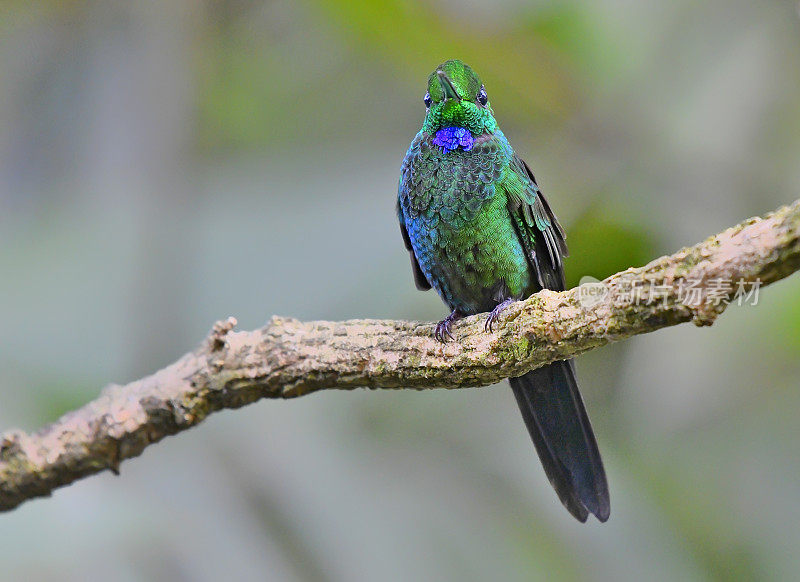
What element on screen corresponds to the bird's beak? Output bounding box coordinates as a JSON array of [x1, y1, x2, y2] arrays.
[[437, 71, 460, 101]]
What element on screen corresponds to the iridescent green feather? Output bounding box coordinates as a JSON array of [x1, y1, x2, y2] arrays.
[[396, 59, 610, 523]]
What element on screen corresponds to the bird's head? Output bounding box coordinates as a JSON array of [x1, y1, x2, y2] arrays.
[[421, 60, 498, 138]]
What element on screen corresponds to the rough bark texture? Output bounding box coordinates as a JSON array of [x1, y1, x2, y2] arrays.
[[2, 199, 800, 512]]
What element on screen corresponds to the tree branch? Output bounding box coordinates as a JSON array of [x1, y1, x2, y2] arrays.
[[2, 199, 800, 512]]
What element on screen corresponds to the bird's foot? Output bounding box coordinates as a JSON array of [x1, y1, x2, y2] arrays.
[[435, 310, 465, 343], [485, 298, 516, 333]]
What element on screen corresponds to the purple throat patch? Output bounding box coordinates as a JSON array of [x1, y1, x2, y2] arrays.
[[432, 126, 474, 152]]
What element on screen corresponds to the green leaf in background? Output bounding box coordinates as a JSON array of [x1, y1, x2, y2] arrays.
[[564, 203, 656, 288], [524, 2, 628, 84], [306, 0, 580, 118]]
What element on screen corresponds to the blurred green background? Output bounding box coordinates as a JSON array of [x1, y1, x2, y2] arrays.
[[2, 1, 800, 580]]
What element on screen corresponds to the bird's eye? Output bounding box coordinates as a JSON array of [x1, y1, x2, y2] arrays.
[[423, 92, 431, 108], [478, 86, 488, 106]]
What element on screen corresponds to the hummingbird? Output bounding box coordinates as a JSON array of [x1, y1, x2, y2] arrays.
[[397, 60, 609, 522]]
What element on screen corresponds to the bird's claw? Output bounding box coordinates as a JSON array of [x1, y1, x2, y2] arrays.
[[434, 310, 463, 343], [484, 313, 498, 333], [435, 320, 454, 343], [485, 299, 515, 333]]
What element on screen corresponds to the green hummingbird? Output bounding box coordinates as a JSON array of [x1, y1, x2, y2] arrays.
[[397, 60, 609, 522]]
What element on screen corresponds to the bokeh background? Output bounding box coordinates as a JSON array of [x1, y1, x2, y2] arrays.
[[2, 1, 800, 580]]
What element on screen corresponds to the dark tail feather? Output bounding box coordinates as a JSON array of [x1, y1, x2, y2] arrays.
[[510, 360, 610, 522]]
